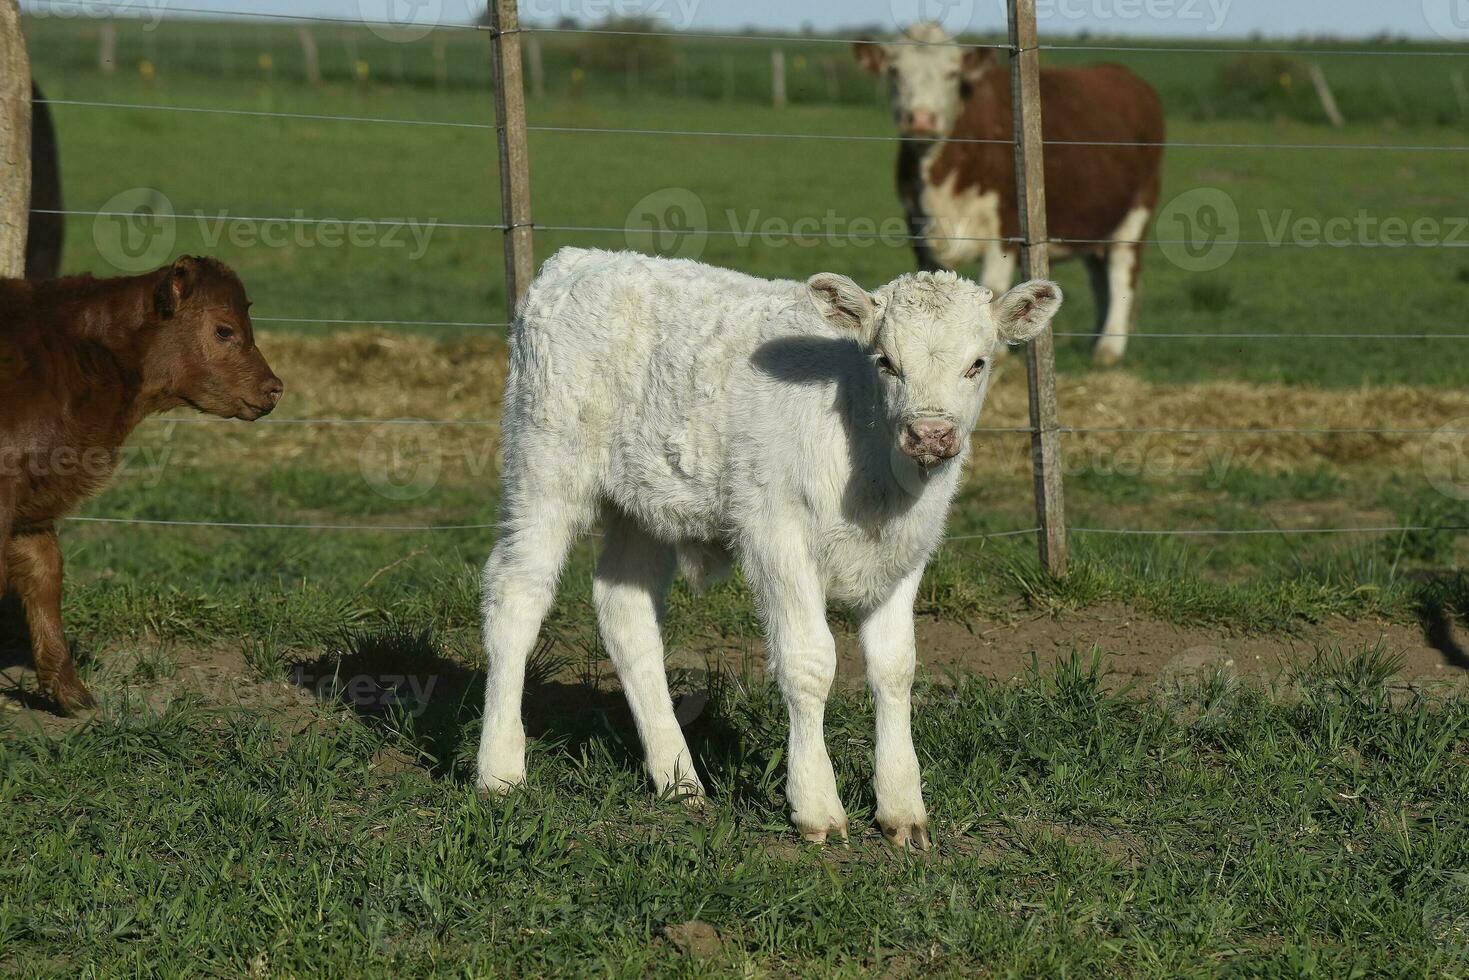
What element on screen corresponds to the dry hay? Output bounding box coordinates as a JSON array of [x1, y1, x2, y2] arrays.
[[122, 331, 1469, 486]]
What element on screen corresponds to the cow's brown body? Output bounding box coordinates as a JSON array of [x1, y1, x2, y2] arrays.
[[859, 25, 1166, 365], [922, 61, 1164, 262], [0, 258, 282, 711]]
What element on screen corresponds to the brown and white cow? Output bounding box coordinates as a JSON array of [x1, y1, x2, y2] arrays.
[[856, 22, 1164, 366]]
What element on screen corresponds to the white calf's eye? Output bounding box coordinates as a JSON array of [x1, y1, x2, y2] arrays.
[[965, 358, 987, 379], [876, 355, 897, 376]]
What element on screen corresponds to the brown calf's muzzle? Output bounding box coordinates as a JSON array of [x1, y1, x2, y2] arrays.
[[240, 360, 284, 420]]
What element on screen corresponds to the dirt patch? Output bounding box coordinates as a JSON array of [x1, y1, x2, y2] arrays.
[[659, 921, 724, 958], [0, 641, 332, 738], [120, 331, 1469, 483], [4, 606, 1465, 738], [670, 604, 1469, 690]]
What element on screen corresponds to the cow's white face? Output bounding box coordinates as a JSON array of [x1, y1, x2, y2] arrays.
[[855, 23, 992, 139], [808, 271, 1062, 470]]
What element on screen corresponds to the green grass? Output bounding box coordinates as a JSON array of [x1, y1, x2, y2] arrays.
[[8, 20, 1469, 974], [3, 649, 1466, 975], [23, 23, 1469, 388], [26, 454, 1467, 661], [24, 14, 1469, 123]]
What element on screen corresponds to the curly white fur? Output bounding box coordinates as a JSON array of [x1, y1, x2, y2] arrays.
[[476, 247, 1061, 845]]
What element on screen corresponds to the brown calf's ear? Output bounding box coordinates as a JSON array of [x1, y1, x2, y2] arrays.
[[992, 280, 1063, 345], [153, 256, 201, 320], [808, 273, 879, 337], [854, 40, 887, 74]]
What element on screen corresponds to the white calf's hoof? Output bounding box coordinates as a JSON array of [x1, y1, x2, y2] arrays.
[[654, 774, 707, 806], [476, 769, 525, 796], [476, 734, 527, 795], [881, 819, 932, 851], [794, 811, 849, 845]]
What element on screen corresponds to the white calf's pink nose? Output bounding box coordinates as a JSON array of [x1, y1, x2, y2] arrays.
[[903, 420, 959, 463]]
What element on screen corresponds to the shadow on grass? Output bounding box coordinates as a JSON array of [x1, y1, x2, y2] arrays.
[[1413, 572, 1469, 673], [289, 623, 765, 798]]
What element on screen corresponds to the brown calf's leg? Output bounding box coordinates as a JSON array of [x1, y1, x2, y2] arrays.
[[6, 528, 94, 713]]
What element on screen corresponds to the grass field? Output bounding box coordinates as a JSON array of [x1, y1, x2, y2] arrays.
[[4, 14, 1469, 976]]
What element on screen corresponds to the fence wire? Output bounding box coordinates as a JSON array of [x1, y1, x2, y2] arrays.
[[25, 10, 1469, 549], [47, 99, 1469, 155], [62, 516, 1469, 542]]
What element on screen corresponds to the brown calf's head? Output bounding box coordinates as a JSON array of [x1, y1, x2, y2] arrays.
[[855, 22, 994, 139], [145, 256, 283, 421]]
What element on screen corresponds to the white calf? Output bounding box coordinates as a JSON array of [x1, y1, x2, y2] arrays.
[[476, 247, 1061, 846]]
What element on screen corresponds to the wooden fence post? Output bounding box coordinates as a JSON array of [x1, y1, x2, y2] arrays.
[[1307, 63, 1344, 128], [489, 0, 534, 322], [0, 0, 31, 278], [297, 26, 322, 86], [771, 49, 786, 109], [99, 20, 117, 75], [1007, 0, 1067, 577], [526, 34, 544, 99]]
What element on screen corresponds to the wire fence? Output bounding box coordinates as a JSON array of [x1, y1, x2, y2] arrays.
[[40, 96, 1469, 154], [23, 5, 1469, 547]]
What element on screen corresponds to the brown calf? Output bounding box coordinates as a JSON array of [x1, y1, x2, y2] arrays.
[[0, 257, 282, 711], [856, 23, 1165, 365]]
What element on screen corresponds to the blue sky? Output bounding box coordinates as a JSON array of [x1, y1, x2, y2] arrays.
[[24, 0, 1469, 40]]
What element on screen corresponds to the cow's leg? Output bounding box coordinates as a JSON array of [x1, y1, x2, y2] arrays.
[[745, 535, 845, 842], [1094, 207, 1151, 367], [860, 566, 929, 850], [6, 527, 94, 713], [594, 506, 703, 800], [476, 477, 592, 794], [1083, 252, 1111, 339]]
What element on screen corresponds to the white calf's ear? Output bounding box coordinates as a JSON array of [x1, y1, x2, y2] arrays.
[[808, 273, 878, 336], [991, 280, 1063, 345]]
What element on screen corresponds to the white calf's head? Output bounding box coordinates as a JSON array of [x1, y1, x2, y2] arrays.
[[808, 270, 1062, 470], [854, 22, 993, 139]]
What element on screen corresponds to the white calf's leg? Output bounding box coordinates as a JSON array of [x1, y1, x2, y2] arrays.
[[594, 508, 704, 800], [1094, 207, 1151, 367], [746, 538, 845, 842], [859, 567, 929, 850], [476, 490, 588, 794]]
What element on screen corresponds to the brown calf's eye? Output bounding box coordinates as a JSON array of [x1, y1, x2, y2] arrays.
[[216, 326, 235, 341], [966, 358, 987, 379]]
